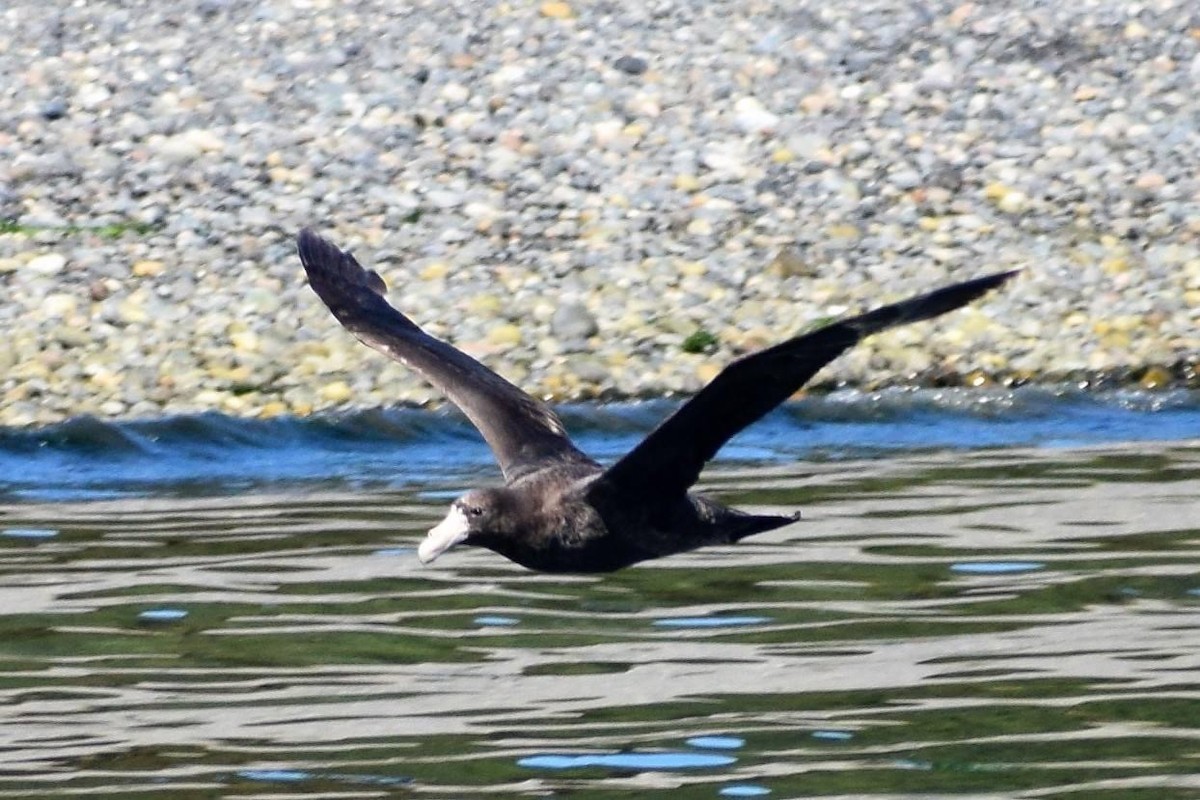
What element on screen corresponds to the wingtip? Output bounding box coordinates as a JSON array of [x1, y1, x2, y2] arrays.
[[975, 267, 1020, 285], [296, 227, 331, 265], [296, 227, 390, 298], [953, 267, 1021, 303]]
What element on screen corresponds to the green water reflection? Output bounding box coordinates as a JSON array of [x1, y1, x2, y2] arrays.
[[0, 442, 1198, 797]]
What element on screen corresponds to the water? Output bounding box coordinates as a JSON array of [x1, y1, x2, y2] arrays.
[[0, 388, 1198, 798], [2, 386, 1198, 501]]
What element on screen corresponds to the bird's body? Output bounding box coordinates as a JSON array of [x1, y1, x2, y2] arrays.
[[297, 229, 1015, 573], [459, 461, 796, 572]]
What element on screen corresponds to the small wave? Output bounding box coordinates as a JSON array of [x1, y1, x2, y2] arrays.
[[0, 415, 151, 455], [0, 387, 1196, 501]]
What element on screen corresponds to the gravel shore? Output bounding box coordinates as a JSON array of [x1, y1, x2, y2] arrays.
[[2, 0, 1199, 427]]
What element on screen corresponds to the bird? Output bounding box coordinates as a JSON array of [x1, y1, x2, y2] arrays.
[[298, 229, 1015, 573]]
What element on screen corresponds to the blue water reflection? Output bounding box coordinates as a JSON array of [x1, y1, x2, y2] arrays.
[[687, 736, 746, 749], [519, 752, 737, 770], [951, 562, 1045, 574], [654, 616, 770, 628], [2, 528, 58, 539], [720, 786, 772, 797]]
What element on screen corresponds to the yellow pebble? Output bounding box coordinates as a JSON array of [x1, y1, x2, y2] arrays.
[[420, 261, 449, 280], [1124, 20, 1148, 38], [258, 400, 289, 418], [319, 381, 354, 403], [229, 331, 259, 352], [964, 370, 993, 387], [467, 294, 503, 315], [996, 189, 1028, 214], [827, 223, 860, 240], [695, 362, 722, 384], [1101, 331, 1131, 350], [118, 297, 147, 323], [221, 394, 250, 413], [88, 368, 121, 390], [1101, 256, 1129, 274], [541, 373, 568, 398], [1139, 366, 1172, 389], [767, 249, 810, 278], [1111, 315, 1140, 332], [540, 1, 573, 18], [983, 182, 1009, 200], [674, 173, 700, 192], [488, 323, 522, 347], [132, 260, 165, 277]]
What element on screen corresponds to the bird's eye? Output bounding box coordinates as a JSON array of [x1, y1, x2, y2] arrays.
[[467, 506, 483, 517]]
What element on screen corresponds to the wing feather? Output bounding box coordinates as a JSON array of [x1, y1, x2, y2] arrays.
[[297, 229, 593, 481], [597, 270, 1018, 500]]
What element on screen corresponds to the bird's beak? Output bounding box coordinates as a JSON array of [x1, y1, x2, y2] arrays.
[[418, 506, 471, 564]]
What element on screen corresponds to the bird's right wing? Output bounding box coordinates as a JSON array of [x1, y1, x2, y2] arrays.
[[298, 229, 594, 481], [596, 270, 1017, 502]]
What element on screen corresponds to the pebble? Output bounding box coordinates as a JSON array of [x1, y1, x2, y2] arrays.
[[539, 1, 572, 19], [613, 55, 648, 76], [41, 294, 78, 318], [550, 303, 599, 340], [27, 254, 67, 276], [132, 260, 165, 278], [488, 324, 522, 347], [319, 382, 354, 404], [0, 0, 1197, 428], [732, 97, 780, 134], [40, 99, 68, 121]]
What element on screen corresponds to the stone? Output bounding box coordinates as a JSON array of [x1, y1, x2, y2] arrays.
[[732, 96, 780, 134], [540, 1, 573, 18], [28, 254, 67, 276], [550, 302, 598, 339], [613, 55, 648, 75]]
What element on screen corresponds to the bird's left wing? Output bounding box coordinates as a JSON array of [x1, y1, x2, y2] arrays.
[[298, 229, 594, 481]]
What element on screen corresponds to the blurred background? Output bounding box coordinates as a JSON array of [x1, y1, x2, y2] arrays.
[[1, 0, 1197, 426]]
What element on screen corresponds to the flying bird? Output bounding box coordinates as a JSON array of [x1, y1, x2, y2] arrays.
[[298, 229, 1014, 573]]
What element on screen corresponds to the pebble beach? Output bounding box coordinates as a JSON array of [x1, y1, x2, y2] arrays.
[[2, 0, 1199, 428]]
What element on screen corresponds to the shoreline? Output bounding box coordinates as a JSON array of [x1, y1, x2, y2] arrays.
[[1, 357, 1196, 431], [3, 0, 1199, 427]]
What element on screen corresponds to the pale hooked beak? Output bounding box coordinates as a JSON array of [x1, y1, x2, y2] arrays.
[[418, 506, 471, 564]]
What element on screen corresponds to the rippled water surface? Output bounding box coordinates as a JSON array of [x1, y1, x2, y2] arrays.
[[1, 390, 1199, 798]]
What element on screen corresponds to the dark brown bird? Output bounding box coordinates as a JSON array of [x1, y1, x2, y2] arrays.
[[298, 229, 1015, 572]]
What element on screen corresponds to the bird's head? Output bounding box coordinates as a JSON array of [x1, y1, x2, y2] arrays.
[[417, 488, 512, 564]]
